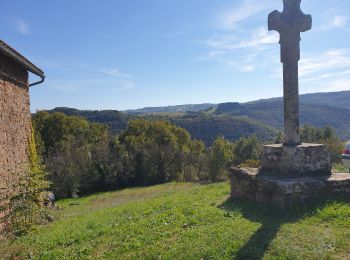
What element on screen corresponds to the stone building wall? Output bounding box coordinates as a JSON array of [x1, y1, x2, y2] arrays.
[[0, 51, 31, 205]]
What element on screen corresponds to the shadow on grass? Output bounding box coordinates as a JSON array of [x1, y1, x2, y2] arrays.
[[219, 197, 350, 260]]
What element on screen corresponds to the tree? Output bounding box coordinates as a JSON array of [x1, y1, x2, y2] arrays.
[[88, 137, 129, 192], [119, 119, 202, 185], [207, 136, 234, 182], [233, 136, 261, 166], [32, 112, 126, 198], [185, 140, 206, 181], [301, 125, 344, 163]]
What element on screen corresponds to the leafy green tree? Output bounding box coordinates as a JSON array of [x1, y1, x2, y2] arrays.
[[45, 135, 93, 198], [233, 136, 261, 166], [119, 119, 201, 185], [32, 112, 126, 198], [301, 124, 322, 143], [301, 125, 344, 163], [207, 136, 234, 182], [185, 140, 206, 181], [274, 132, 284, 144], [88, 137, 129, 192]]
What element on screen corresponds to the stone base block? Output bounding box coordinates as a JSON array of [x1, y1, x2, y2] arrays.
[[230, 167, 350, 208], [260, 143, 331, 177]]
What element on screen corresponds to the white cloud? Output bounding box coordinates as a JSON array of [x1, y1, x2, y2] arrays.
[[206, 27, 278, 51], [201, 27, 279, 73], [215, 0, 269, 30], [201, 0, 281, 72], [100, 69, 135, 90], [319, 15, 348, 31], [301, 70, 350, 83], [297, 49, 350, 93], [101, 69, 131, 78], [241, 65, 255, 72], [300, 49, 350, 78], [333, 16, 348, 27], [118, 80, 135, 90], [323, 79, 350, 92], [15, 19, 30, 34]]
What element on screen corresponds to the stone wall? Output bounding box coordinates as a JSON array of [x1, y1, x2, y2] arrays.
[[230, 167, 350, 208], [260, 143, 331, 177], [0, 51, 31, 226]]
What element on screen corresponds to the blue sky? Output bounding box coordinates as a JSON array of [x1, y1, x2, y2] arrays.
[[1, 0, 350, 111]]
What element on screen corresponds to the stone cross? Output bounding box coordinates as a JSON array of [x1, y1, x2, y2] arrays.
[[268, 0, 312, 146]]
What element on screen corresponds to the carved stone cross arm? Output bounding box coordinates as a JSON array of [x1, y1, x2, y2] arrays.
[[268, 0, 312, 63], [297, 14, 312, 33], [268, 11, 284, 33], [268, 10, 311, 34]]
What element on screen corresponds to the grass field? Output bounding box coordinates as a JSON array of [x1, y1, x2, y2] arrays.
[[1, 182, 350, 259]]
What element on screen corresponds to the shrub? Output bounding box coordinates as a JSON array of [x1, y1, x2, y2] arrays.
[[233, 136, 262, 166], [207, 136, 234, 182], [0, 128, 50, 238], [301, 125, 344, 164], [240, 159, 260, 168]]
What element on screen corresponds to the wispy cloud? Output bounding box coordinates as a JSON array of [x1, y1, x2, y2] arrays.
[[117, 80, 135, 90], [49, 77, 135, 93], [15, 19, 30, 34], [241, 65, 255, 72], [101, 68, 131, 78], [301, 70, 350, 83], [206, 27, 278, 51], [332, 16, 348, 27], [157, 31, 188, 39], [300, 49, 350, 78], [48, 78, 108, 93], [215, 0, 270, 30], [294, 49, 350, 92], [319, 15, 348, 30], [41, 61, 136, 92], [201, 0, 280, 73], [100, 68, 135, 90], [201, 27, 278, 72], [323, 79, 350, 92]]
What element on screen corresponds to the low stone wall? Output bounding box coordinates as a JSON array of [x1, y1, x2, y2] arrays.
[[230, 167, 350, 208]]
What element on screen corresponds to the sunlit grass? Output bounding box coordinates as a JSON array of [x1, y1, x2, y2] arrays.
[[1, 182, 350, 259]]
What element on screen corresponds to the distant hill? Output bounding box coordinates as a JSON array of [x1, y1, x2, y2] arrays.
[[170, 115, 278, 146], [48, 107, 128, 133], [41, 107, 277, 145], [124, 103, 218, 114], [39, 91, 350, 144], [123, 91, 350, 114], [248, 91, 350, 109], [216, 99, 350, 139], [299, 91, 350, 109]]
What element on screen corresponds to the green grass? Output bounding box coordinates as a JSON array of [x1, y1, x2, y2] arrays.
[[333, 163, 349, 173], [1, 182, 350, 259]]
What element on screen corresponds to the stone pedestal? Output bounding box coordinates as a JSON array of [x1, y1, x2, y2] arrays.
[[229, 143, 346, 208], [230, 168, 350, 208], [260, 143, 331, 177]]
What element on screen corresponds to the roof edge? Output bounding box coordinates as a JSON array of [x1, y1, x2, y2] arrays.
[[0, 40, 45, 80]]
